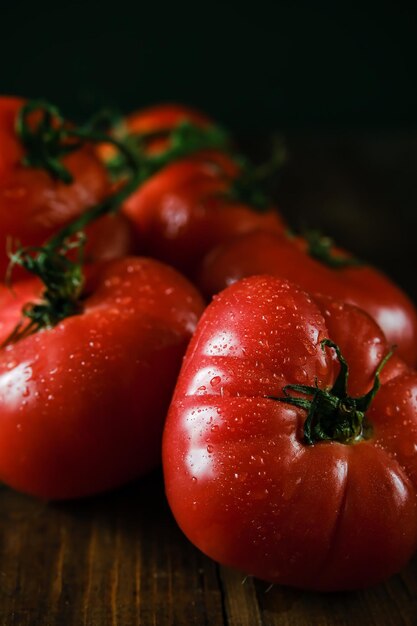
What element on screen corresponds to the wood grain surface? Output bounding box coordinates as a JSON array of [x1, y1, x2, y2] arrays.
[[1, 134, 417, 626], [1, 473, 417, 626]]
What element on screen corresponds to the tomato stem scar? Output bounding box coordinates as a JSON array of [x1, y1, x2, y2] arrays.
[[271, 339, 392, 445]]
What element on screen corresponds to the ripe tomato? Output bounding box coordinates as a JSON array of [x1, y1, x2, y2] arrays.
[[123, 154, 286, 277], [96, 103, 213, 169], [123, 103, 210, 131], [112, 102, 212, 155], [163, 275, 417, 591], [0, 97, 134, 280], [0, 256, 204, 499], [198, 230, 417, 366]]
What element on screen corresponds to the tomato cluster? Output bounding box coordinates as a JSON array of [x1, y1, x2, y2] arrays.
[[1, 97, 416, 591], [0, 98, 135, 279]]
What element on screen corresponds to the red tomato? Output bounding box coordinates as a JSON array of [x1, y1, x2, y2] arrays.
[[97, 103, 212, 163], [123, 155, 286, 277], [0, 97, 134, 280], [95, 102, 285, 274], [0, 256, 204, 499], [198, 230, 417, 366], [121, 103, 211, 155], [123, 103, 210, 131], [163, 275, 417, 591]]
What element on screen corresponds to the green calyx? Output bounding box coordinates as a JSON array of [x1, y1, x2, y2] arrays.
[[106, 118, 286, 212], [2, 100, 143, 347], [106, 120, 231, 182], [18, 102, 286, 214], [304, 230, 363, 269], [2, 236, 85, 347], [16, 100, 142, 250], [16, 100, 83, 183], [273, 339, 392, 445], [16, 100, 141, 189]]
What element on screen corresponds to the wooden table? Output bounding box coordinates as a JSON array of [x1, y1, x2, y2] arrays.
[[1, 134, 417, 626]]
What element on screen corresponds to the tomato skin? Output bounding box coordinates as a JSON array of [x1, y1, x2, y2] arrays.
[[163, 275, 417, 591], [198, 230, 417, 366], [81, 212, 138, 263], [0, 257, 204, 499], [0, 97, 133, 280], [122, 103, 210, 131], [123, 156, 285, 277]]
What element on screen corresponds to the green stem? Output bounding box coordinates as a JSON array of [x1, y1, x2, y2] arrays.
[[46, 128, 141, 250], [304, 230, 363, 269], [105, 121, 231, 183], [2, 101, 142, 346], [16, 100, 83, 183], [106, 120, 286, 212], [270, 339, 392, 445]]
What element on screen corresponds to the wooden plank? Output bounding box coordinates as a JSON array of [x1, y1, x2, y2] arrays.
[[219, 567, 262, 626], [252, 559, 417, 626], [0, 473, 225, 626]]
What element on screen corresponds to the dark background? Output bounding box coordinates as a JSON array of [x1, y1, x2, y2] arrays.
[[0, 1, 416, 130]]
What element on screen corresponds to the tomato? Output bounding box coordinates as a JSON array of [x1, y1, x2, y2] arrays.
[[0, 256, 204, 499], [94, 102, 285, 275], [123, 103, 210, 130], [198, 230, 417, 366], [123, 154, 286, 277], [163, 275, 417, 591], [97, 103, 212, 164], [122, 103, 211, 155], [0, 97, 134, 280]]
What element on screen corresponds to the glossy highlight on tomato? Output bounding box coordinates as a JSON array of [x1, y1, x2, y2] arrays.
[[0, 257, 204, 499], [163, 275, 417, 591]]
